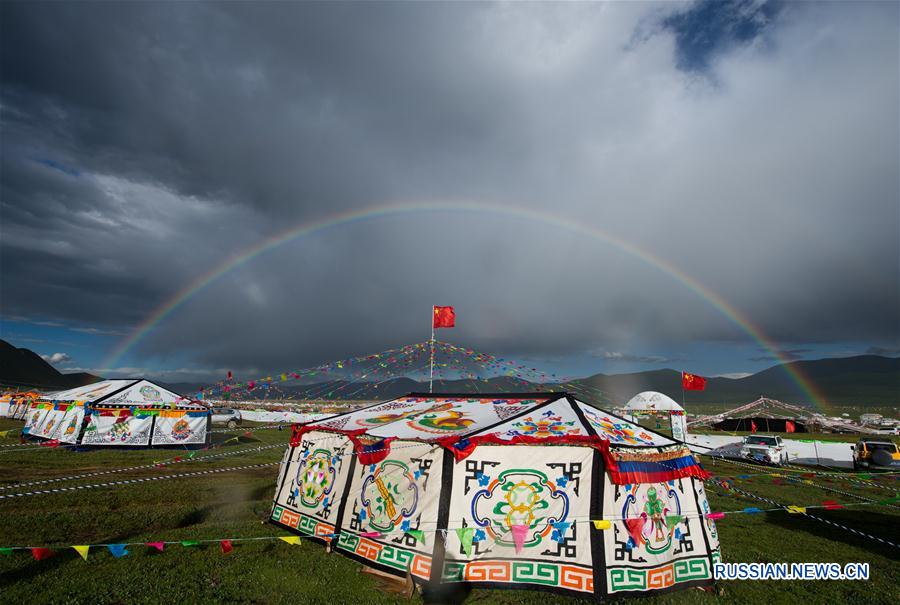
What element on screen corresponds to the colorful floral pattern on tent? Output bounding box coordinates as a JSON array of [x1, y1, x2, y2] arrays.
[[576, 402, 672, 446]]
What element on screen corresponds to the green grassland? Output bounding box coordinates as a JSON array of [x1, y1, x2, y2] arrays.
[[0, 419, 897, 605]]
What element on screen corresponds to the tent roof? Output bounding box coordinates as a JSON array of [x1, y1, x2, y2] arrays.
[[306, 392, 674, 447], [44, 379, 136, 402], [623, 391, 683, 412], [42, 379, 206, 410]]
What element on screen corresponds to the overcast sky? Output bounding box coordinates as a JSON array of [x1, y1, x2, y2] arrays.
[[1, 1, 897, 383]]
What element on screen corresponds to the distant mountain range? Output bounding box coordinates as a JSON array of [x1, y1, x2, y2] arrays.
[[0, 339, 101, 390], [1, 337, 896, 406], [572, 355, 899, 406], [162, 355, 899, 407]]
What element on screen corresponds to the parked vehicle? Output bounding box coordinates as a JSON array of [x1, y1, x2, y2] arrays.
[[851, 440, 900, 470], [740, 434, 787, 464], [211, 407, 242, 429]]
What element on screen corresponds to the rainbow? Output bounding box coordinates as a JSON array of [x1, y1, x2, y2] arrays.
[[102, 202, 829, 410]]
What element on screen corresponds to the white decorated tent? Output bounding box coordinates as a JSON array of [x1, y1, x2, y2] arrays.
[[623, 391, 688, 442], [24, 379, 210, 447], [271, 392, 719, 599]]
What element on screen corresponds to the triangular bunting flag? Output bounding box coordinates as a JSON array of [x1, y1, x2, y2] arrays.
[[406, 530, 426, 545], [592, 520, 611, 530], [510, 524, 529, 554], [107, 544, 129, 558], [623, 517, 645, 546], [181, 540, 199, 548], [72, 545, 89, 561], [279, 536, 301, 545], [220, 540, 233, 554], [786, 506, 806, 514], [0, 547, 14, 556], [146, 542, 165, 552], [31, 547, 54, 561], [455, 527, 474, 557]]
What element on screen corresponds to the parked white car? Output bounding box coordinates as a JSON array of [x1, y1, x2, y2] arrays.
[[211, 407, 242, 429], [740, 434, 787, 464]]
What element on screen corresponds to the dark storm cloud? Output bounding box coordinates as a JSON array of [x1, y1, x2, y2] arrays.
[[1, 1, 897, 374]]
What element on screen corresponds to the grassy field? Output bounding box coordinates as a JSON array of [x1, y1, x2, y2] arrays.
[[0, 418, 898, 605]]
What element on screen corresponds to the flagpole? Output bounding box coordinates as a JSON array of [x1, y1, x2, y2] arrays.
[[429, 306, 435, 394]]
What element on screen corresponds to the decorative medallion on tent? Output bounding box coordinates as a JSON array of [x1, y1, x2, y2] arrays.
[[360, 459, 420, 532], [470, 468, 570, 549], [139, 385, 161, 401], [505, 410, 580, 438], [109, 419, 133, 442], [170, 418, 193, 440], [296, 449, 336, 510], [407, 403, 474, 434]]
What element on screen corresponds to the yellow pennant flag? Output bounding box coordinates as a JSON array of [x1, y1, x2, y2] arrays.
[[786, 506, 806, 514], [279, 536, 301, 545], [0, 430, 9, 439], [592, 520, 611, 530], [280, 374, 287, 381], [72, 545, 89, 561]]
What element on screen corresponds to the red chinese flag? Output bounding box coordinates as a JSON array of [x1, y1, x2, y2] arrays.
[[433, 306, 455, 329], [681, 372, 707, 391], [785, 420, 796, 433]]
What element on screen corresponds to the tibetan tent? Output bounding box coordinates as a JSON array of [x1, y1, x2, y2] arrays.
[[623, 391, 683, 413], [270, 393, 720, 599], [0, 391, 39, 420], [23, 379, 210, 447], [622, 391, 688, 442]]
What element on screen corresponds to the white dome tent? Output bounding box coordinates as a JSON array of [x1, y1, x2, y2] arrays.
[[622, 392, 688, 442]]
